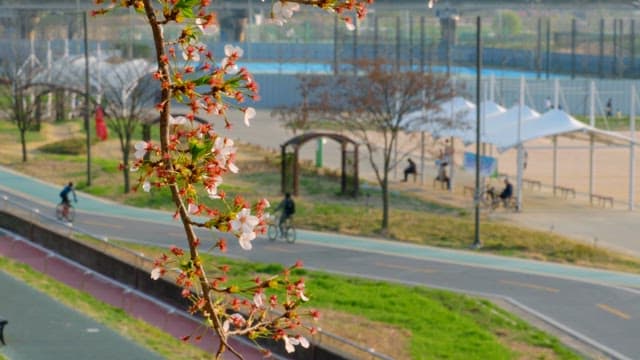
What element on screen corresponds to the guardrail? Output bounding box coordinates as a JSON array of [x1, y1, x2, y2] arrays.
[[0, 192, 393, 360]]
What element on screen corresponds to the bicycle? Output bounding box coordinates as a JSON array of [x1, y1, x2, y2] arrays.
[[480, 186, 518, 212], [55, 202, 75, 222], [267, 215, 296, 243]]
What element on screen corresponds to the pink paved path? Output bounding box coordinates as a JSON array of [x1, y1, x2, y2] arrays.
[[0, 233, 270, 360]]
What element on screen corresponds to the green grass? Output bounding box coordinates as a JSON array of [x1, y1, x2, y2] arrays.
[[109, 242, 580, 360], [0, 119, 45, 142], [0, 256, 211, 359], [573, 115, 637, 131]]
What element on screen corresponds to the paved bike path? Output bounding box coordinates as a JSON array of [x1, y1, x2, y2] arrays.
[[0, 269, 163, 360], [2, 164, 640, 289]]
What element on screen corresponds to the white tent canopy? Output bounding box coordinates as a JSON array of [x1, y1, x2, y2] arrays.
[[483, 108, 635, 151], [474, 104, 541, 146], [400, 96, 476, 136], [401, 98, 507, 142], [401, 97, 634, 150]]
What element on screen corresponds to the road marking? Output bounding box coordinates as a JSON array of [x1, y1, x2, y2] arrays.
[[80, 220, 123, 229], [264, 245, 296, 253], [500, 279, 559, 293], [597, 304, 631, 320], [375, 262, 436, 273]]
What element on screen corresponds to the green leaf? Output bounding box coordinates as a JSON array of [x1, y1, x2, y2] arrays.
[[192, 75, 211, 87], [189, 140, 209, 161], [175, 0, 200, 18]]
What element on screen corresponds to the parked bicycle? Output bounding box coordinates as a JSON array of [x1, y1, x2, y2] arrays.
[[267, 215, 296, 243], [55, 202, 75, 222]]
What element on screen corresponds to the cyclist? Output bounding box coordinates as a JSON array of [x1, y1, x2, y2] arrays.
[[498, 178, 513, 207], [59, 181, 77, 213], [275, 192, 295, 237]]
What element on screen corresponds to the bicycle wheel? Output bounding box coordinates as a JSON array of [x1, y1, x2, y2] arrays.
[[64, 206, 75, 222], [284, 226, 296, 244], [55, 204, 64, 220], [267, 224, 278, 241]]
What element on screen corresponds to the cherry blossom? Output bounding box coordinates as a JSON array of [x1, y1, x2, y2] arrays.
[[134, 141, 151, 159], [150, 267, 163, 280], [244, 107, 256, 127], [230, 208, 259, 250], [253, 290, 265, 308], [269, 1, 300, 26], [221, 44, 243, 74], [169, 115, 188, 125], [204, 175, 223, 199], [283, 334, 310, 353], [212, 137, 238, 173], [222, 313, 246, 332]]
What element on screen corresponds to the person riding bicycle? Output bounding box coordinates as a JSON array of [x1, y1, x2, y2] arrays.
[[498, 178, 513, 207], [275, 192, 295, 236], [59, 181, 77, 208]]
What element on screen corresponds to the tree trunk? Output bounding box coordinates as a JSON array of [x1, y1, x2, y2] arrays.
[[381, 177, 389, 233], [122, 141, 130, 194], [19, 129, 27, 162]]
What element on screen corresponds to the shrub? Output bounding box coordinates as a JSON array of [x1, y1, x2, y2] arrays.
[[38, 138, 87, 155]]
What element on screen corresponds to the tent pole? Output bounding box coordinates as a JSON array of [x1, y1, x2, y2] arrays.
[[420, 131, 425, 185], [552, 79, 560, 199], [489, 74, 495, 103], [589, 81, 596, 203], [421, 89, 426, 186], [516, 76, 524, 211], [589, 135, 595, 205], [630, 85, 637, 211], [553, 78, 560, 109], [553, 136, 558, 196]]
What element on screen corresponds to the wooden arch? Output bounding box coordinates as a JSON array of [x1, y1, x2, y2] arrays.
[[281, 132, 359, 197]]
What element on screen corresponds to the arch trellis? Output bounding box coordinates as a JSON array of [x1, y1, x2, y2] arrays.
[[281, 132, 359, 197]]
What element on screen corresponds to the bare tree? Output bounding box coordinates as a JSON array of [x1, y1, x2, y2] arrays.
[[0, 52, 47, 162], [99, 59, 157, 193], [308, 60, 455, 233], [272, 75, 325, 135]]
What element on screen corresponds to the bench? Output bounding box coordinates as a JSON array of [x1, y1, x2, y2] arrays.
[[554, 186, 576, 199], [0, 318, 7, 345], [522, 178, 542, 191], [433, 176, 449, 190], [590, 194, 614, 208]]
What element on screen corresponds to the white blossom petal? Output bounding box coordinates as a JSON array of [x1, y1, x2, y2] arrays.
[[283, 335, 295, 353], [244, 107, 256, 127], [150, 267, 162, 280], [142, 181, 151, 192], [297, 336, 310, 349], [253, 292, 265, 308], [169, 115, 188, 125], [188, 203, 199, 214]]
